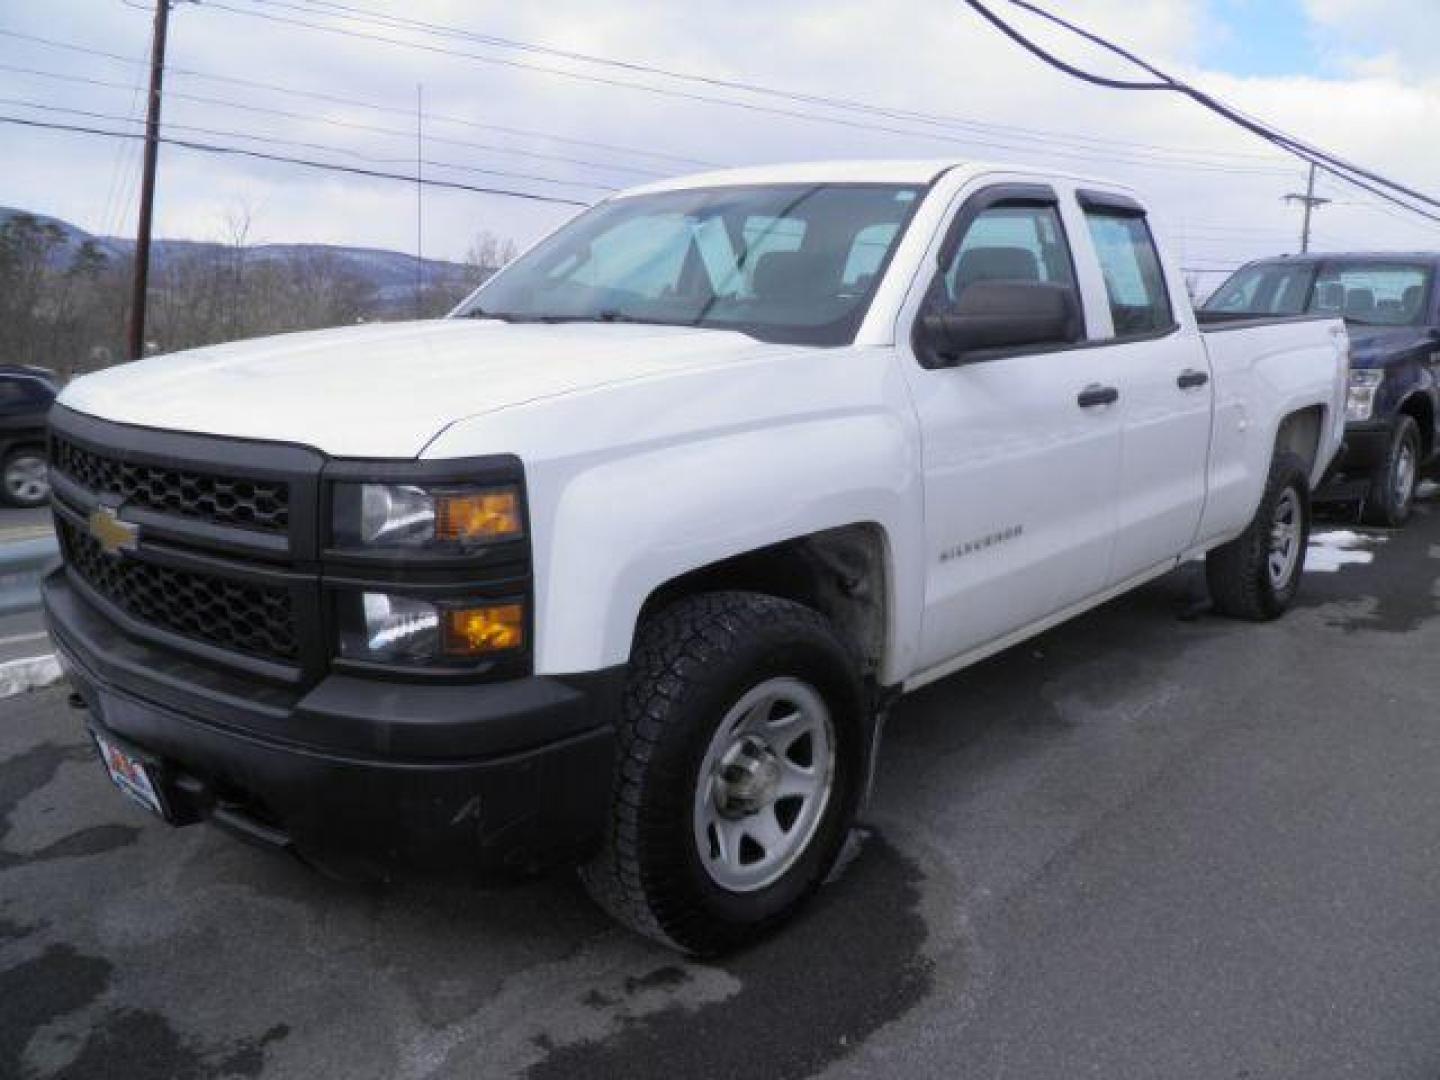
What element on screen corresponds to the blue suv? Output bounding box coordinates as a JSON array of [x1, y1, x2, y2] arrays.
[[1205, 254, 1440, 527]]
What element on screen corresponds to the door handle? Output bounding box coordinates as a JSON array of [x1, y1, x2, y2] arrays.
[[1177, 369, 1210, 390], [1077, 384, 1119, 409]]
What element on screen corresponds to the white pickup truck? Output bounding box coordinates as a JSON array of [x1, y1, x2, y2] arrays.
[[44, 160, 1347, 954]]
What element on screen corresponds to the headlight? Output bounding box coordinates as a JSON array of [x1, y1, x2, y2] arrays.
[[1346, 369, 1384, 422], [337, 591, 525, 664], [332, 483, 522, 549]]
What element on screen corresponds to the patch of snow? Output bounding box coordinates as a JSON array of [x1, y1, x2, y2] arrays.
[[0, 653, 62, 699], [1306, 529, 1385, 573]]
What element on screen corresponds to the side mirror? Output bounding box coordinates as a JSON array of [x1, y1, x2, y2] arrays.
[[920, 281, 1080, 366]]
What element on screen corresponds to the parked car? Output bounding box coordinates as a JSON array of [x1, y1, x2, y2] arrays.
[[43, 161, 1347, 954], [1204, 253, 1440, 526], [0, 364, 59, 508]]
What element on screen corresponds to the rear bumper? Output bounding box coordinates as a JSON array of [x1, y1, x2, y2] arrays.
[[44, 570, 621, 879]]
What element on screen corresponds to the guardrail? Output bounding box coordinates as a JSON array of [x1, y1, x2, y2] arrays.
[[0, 536, 60, 618]]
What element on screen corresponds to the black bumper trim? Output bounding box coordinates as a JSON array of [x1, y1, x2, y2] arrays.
[[47, 572, 623, 878]]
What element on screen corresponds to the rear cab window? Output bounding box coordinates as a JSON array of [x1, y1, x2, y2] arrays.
[[1079, 193, 1175, 338]]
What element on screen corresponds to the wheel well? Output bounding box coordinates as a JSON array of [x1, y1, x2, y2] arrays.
[[637, 524, 890, 680], [1275, 406, 1324, 476], [1, 440, 45, 460], [1398, 394, 1435, 459]]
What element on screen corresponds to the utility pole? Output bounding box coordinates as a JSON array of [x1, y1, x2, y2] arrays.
[[415, 83, 423, 320], [1285, 163, 1332, 255], [127, 0, 173, 362]]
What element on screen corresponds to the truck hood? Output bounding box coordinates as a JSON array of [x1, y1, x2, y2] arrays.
[[1346, 325, 1438, 369], [60, 319, 777, 457]]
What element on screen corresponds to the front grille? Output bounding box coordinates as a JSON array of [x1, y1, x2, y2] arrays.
[[52, 437, 290, 533], [58, 518, 299, 662]]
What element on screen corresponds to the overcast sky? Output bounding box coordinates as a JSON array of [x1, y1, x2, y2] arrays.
[[3, 0, 1439, 282]]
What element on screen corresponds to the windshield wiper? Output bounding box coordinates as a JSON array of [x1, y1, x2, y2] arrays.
[[463, 307, 521, 322], [596, 309, 667, 325]]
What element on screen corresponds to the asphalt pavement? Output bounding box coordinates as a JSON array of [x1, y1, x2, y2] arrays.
[[3, 498, 1440, 1079]]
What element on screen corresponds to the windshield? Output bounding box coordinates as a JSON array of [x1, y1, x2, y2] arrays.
[[1204, 260, 1434, 327], [453, 183, 926, 345]]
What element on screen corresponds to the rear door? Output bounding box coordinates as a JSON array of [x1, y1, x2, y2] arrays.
[[1072, 191, 1213, 583], [896, 182, 1127, 675]]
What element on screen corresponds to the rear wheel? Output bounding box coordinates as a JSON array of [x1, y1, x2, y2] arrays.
[[1206, 451, 1311, 621], [1362, 415, 1420, 528], [1, 448, 49, 508], [581, 591, 864, 956]]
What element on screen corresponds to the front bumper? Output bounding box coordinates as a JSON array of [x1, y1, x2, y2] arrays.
[[1332, 420, 1392, 474], [44, 570, 621, 880], [1316, 420, 1392, 501]]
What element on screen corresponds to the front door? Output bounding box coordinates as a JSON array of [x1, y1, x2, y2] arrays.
[[899, 185, 1124, 674]]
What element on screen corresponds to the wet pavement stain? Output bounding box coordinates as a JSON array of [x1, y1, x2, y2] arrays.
[[0, 936, 292, 1080], [0, 742, 140, 870], [526, 837, 931, 1080], [0, 944, 111, 1078], [50, 1013, 290, 1080], [1297, 513, 1440, 634]]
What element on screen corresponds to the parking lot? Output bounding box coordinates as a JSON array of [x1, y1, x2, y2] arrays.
[[3, 495, 1439, 1080]]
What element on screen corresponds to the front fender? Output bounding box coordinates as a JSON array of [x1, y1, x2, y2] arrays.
[[533, 410, 922, 678]]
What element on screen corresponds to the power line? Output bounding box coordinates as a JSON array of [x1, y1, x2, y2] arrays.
[[963, 0, 1440, 226], [244, 0, 1286, 166], [0, 29, 719, 170], [0, 97, 619, 192], [187, 2, 1296, 177], [0, 114, 595, 206], [0, 62, 669, 179]]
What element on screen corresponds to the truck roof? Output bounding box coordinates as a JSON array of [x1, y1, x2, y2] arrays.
[[1241, 252, 1440, 267], [619, 159, 1135, 198]]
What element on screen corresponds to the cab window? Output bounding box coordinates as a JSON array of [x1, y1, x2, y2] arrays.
[[1084, 211, 1174, 337], [939, 205, 1077, 304]]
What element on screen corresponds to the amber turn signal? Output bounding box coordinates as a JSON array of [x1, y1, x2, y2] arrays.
[[436, 489, 522, 542], [442, 603, 525, 656]]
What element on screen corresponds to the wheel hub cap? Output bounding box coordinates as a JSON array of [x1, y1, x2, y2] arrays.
[[692, 677, 836, 894], [1268, 488, 1301, 589], [1395, 443, 1416, 506], [713, 736, 784, 818], [4, 457, 47, 502]]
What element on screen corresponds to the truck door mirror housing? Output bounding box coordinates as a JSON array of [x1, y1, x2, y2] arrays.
[[920, 281, 1081, 366]]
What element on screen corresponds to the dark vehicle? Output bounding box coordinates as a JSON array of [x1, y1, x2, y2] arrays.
[[0, 365, 60, 508], [1205, 254, 1440, 526]]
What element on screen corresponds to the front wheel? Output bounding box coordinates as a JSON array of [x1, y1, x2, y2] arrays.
[[1362, 415, 1420, 528], [1, 448, 49, 508], [1206, 451, 1311, 621], [581, 591, 864, 956]]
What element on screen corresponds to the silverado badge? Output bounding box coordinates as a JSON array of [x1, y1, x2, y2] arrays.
[[88, 506, 138, 556]]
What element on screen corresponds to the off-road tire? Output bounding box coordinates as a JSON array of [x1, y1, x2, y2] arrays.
[[1361, 414, 1421, 528], [580, 591, 865, 956], [1206, 450, 1311, 621]]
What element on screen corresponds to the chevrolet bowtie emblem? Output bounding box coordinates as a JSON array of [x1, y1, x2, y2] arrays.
[[88, 506, 138, 557]]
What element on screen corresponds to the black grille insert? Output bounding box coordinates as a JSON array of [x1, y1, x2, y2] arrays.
[[58, 518, 299, 662], [52, 437, 290, 533]]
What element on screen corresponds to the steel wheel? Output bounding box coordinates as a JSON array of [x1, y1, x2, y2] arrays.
[[692, 677, 836, 894], [1392, 436, 1417, 513], [1268, 487, 1302, 589], [2, 452, 48, 507]]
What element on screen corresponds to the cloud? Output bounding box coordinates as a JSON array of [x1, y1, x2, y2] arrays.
[[1303, 0, 1440, 83], [0, 0, 1436, 273]]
